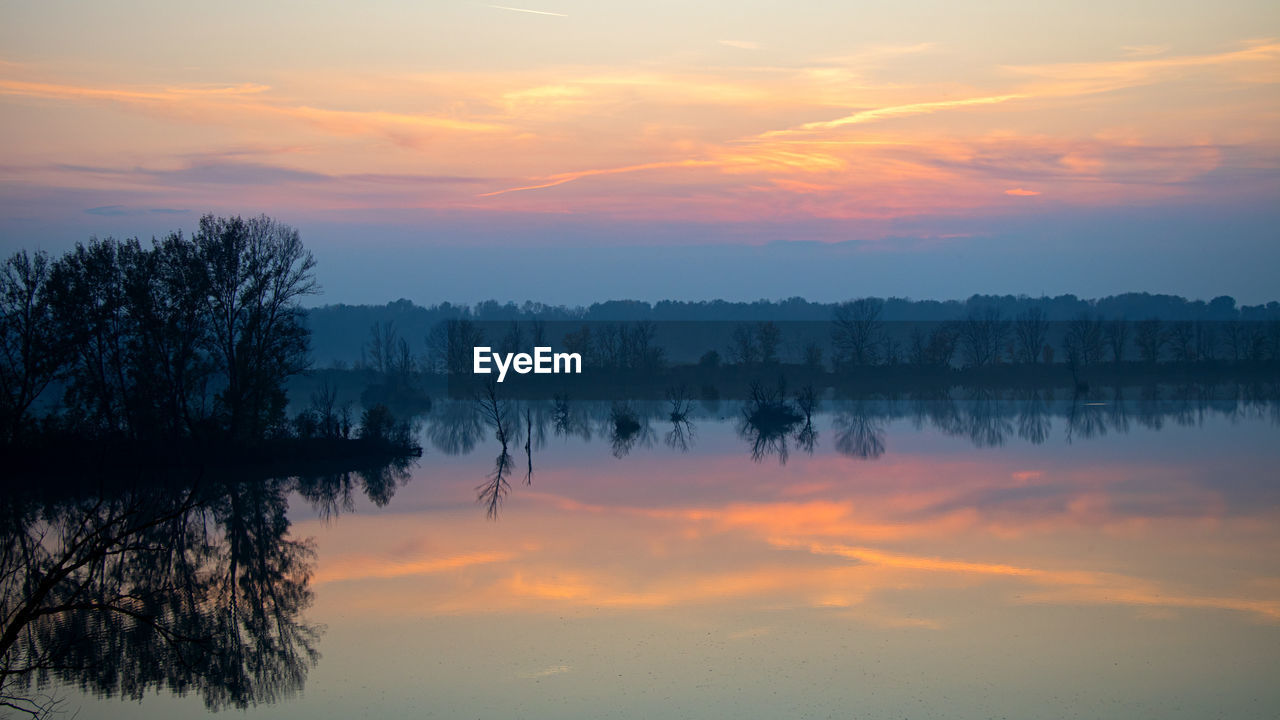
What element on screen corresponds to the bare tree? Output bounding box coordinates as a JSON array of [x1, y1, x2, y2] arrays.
[[960, 308, 1007, 367], [728, 324, 758, 366], [197, 215, 317, 440], [0, 251, 62, 443], [1194, 321, 1218, 362], [755, 321, 781, 365], [1135, 318, 1165, 363], [1063, 312, 1104, 367], [1013, 307, 1048, 364], [365, 321, 397, 375], [427, 318, 485, 376], [1222, 320, 1247, 362], [1167, 321, 1195, 362], [1104, 318, 1129, 364], [832, 298, 884, 367]]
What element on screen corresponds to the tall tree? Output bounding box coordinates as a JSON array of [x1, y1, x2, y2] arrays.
[[47, 238, 140, 435], [0, 251, 62, 443], [196, 215, 317, 441], [1013, 307, 1048, 364], [832, 298, 884, 368]]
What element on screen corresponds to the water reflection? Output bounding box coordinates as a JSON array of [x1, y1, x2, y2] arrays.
[[0, 465, 407, 717], [377, 380, 1280, 520], [419, 382, 1280, 512], [20, 380, 1280, 719]]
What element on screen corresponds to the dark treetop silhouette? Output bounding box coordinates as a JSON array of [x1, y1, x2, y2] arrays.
[[0, 214, 419, 471]]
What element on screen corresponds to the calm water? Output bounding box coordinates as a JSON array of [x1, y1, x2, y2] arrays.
[[52, 392, 1280, 718]]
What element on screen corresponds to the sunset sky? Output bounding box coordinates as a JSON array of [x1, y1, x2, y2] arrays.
[[2, 1, 1277, 304]]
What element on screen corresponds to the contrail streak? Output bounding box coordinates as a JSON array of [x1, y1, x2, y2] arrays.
[[489, 4, 568, 17]]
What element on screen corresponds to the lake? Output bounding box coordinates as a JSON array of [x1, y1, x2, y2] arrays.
[[34, 387, 1280, 718]]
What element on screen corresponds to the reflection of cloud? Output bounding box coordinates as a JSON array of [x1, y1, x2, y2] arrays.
[[305, 444, 1280, 629], [788, 541, 1280, 622], [314, 550, 515, 584]]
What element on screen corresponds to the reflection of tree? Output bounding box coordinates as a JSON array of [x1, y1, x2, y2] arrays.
[[794, 385, 818, 455], [294, 459, 414, 521], [1015, 390, 1052, 445], [0, 478, 326, 717], [833, 402, 885, 460], [1065, 390, 1108, 442], [427, 400, 485, 456], [476, 448, 514, 521], [609, 403, 653, 459], [475, 382, 516, 519], [737, 381, 804, 464], [664, 387, 696, 452], [908, 390, 960, 435], [1134, 384, 1164, 431], [1106, 386, 1131, 434], [552, 394, 593, 442], [960, 388, 1013, 448]]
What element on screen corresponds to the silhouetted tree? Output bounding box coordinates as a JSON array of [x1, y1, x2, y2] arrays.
[[1013, 307, 1048, 364], [1135, 318, 1165, 363], [832, 298, 884, 368], [1167, 321, 1196, 362], [1063, 312, 1105, 367], [197, 215, 316, 440], [1104, 318, 1129, 364], [728, 324, 757, 367], [0, 251, 62, 443], [47, 238, 140, 435], [960, 308, 1007, 367], [429, 318, 486, 376], [756, 321, 781, 365]]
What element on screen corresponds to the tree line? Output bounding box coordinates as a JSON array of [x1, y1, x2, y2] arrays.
[[0, 215, 316, 445], [305, 293, 1280, 367]]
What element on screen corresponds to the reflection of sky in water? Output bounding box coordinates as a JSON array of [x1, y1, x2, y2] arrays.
[[78, 409, 1280, 718]]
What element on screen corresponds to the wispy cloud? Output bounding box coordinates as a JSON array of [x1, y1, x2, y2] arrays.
[[84, 205, 130, 216], [1004, 188, 1040, 196], [1122, 45, 1170, 57], [0, 79, 270, 103], [719, 40, 759, 50], [761, 94, 1027, 137], [1004, 39, 1280, 94], [488, 4, 567, 17], [479, 159, 722, 196]]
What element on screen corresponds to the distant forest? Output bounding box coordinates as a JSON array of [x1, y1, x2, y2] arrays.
[[306, 293, 1280, 367]]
